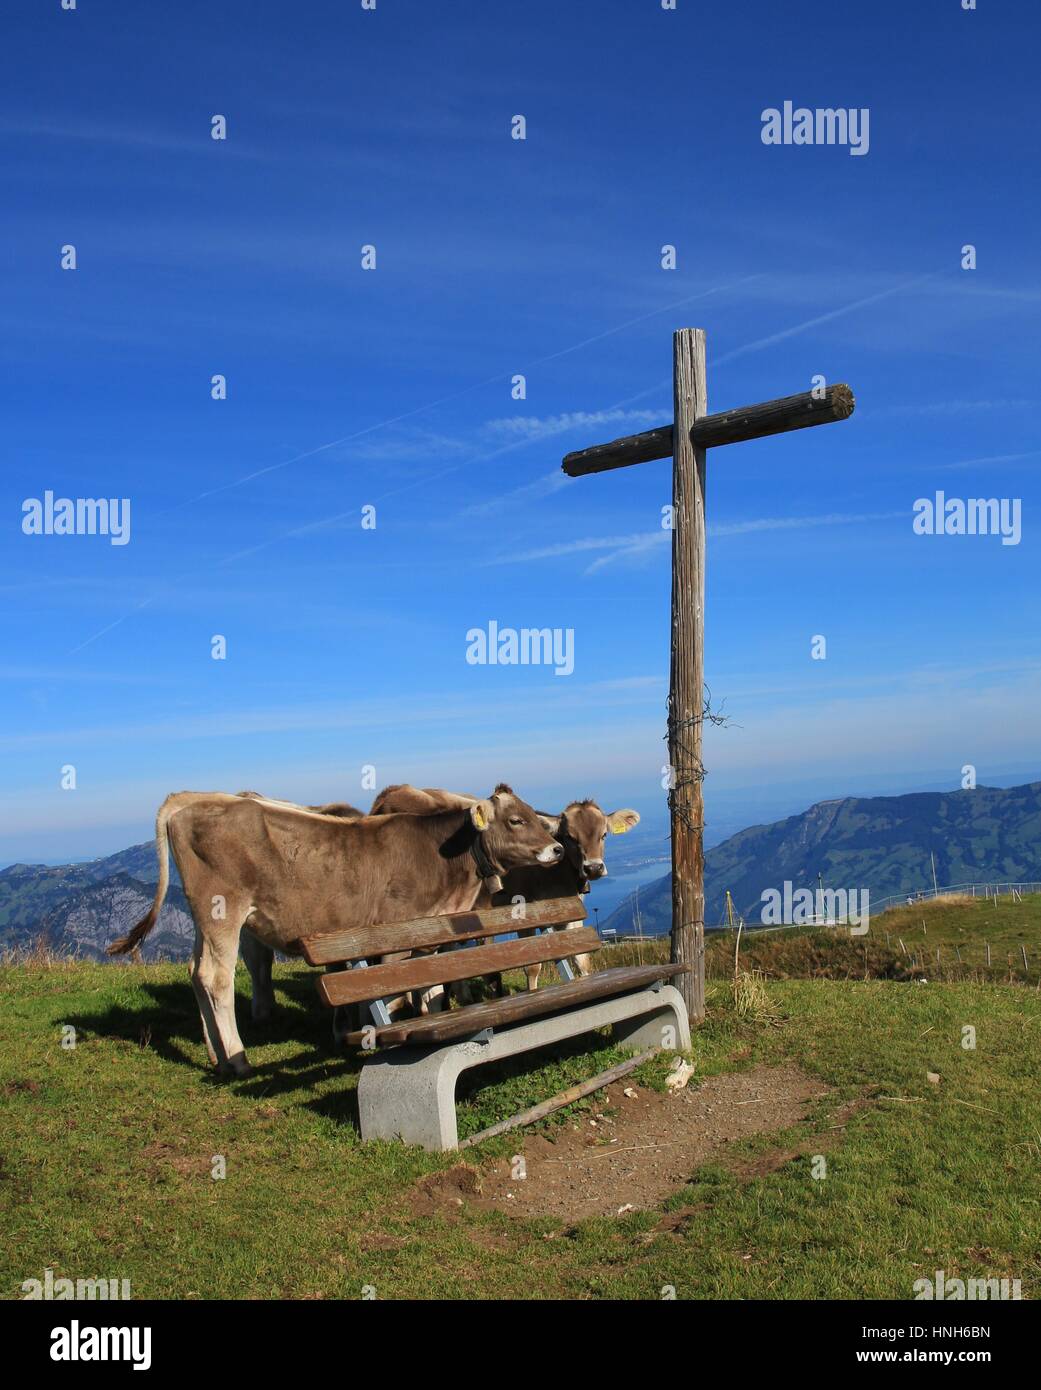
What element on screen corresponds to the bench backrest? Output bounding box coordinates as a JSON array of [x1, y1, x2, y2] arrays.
[[297, 894, 586, 965], [294, 895, 596, 1009]]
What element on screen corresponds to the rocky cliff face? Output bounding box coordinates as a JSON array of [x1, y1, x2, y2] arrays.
[[0, 851, 192, 962]]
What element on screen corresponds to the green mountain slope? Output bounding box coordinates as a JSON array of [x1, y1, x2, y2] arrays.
[[605, 781, 1041, 935]]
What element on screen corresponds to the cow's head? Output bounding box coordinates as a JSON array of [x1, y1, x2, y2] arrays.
[[540, 800, 640, 883], [469, 784, 563, 872]]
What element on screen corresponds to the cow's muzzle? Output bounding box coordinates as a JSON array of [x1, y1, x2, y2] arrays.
[[583, 859, 607, 879], [537, 843, 565, 864]]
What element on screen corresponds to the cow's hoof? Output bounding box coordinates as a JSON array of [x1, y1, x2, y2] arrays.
[[221, 1053, 254, 1079]]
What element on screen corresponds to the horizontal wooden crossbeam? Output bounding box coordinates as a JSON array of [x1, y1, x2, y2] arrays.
[[297, 895, 585, 965], [316, 927, 601, 1007], [561, 383, 855, 477], [342, 962, 689, 1047]]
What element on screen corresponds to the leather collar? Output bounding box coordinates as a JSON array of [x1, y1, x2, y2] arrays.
[[470, 831, 503, 896]]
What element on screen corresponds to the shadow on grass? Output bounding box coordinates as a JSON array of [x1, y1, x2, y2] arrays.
[[65, 973, 370, 1131], [65, 974, 354, 1064], [64, 972, 628, 1141]]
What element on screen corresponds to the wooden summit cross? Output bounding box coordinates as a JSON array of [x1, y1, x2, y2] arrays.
[[561, 328, 856, 1022]]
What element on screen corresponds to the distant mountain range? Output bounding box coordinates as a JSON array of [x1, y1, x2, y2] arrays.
[[3, 781, 1039, 959], [0, 841, 192, 961], [604, 781, 1041, 936]]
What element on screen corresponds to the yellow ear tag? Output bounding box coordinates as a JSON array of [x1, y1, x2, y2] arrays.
[[608, 817, 628, 834], [473, 807, 487, 830]]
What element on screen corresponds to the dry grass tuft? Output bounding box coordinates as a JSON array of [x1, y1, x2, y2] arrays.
[[731, 968, 782, 1024], [0, 936, 80, 970]]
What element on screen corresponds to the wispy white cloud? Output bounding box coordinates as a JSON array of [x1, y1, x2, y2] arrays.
[[584, 511, 902, 574], [711, 273, 940, 367], [709, 510, 902, 538], [483, 409, 660, 440], [484, 511, 902, 574], [0, 118, 267, 159], [876, 399, 1037, 419], [933, 450, 1041, 471], [463, 470, 572, 517], [483, 533, 656, 565]]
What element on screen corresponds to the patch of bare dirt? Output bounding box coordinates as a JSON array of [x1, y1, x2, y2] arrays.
[[475, 1063, 831, 1222], [3, 1079, 40, 1096], [140, 1140, 213, 1179], [408, 1162, 490, 1220]]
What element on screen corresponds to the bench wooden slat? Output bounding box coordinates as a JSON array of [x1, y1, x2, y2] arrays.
[[298, 895, 586, 966], [316, 928, 601, 1007], [343, 963, 689, 1046]]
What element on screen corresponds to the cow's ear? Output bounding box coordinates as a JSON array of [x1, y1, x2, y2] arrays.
[[537, 813, 561, 835], [607, 808, 640, 834], [470, 799, 495, 831]]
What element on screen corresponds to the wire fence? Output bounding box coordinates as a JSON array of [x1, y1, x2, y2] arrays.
[[868, 881, 1041, 915], [601, 881, 1041, 943]]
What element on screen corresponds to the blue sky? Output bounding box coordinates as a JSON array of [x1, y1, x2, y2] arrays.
[[2, 0, 1040, 862]]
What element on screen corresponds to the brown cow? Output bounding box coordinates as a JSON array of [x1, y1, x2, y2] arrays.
[[236, 790, 363, 818], [107, 786, 562, 1076], [369, 785, 639, 988]]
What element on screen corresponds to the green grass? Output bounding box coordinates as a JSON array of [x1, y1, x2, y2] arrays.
[[604, 892, 1041, 985], [2, 938, 1040, 1300], [873, 892, 1041, 967]]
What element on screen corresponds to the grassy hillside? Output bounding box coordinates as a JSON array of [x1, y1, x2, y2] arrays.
[[603, 893, 1041, 985], [3, 916, 1040, 1299]]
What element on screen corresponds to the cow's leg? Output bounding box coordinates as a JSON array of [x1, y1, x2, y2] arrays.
[[189, 917, 252, 1077], [524, 923, 589, 990], [565, 921, 594, 977], [324, 965, 360, 1047], [418, 983, 447, 1014], [377, 951, 414, 1022], [517, 927, 541, 991], [188, 938, 220, 1068], [240, 929, 275, 1023]]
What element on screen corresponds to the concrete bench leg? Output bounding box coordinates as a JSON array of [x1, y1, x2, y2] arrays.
[[357, 1042, 482, 1151], [356, 984, 691, 1151], [610, 985, 691, 1053]]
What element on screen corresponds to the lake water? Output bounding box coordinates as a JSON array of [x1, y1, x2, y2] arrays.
[[584, 858, 670, 924]]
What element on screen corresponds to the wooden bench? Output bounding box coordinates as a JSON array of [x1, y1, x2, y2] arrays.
[[296, 895, 691, 1150]]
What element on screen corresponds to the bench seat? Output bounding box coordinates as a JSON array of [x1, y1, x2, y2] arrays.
[[344, 963, 688, 1047]]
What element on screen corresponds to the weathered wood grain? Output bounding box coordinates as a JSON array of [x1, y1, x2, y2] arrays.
[[316, 927, 601, 1007], [669, 328, 706, 1023], [342, 963, 688, 1046], [561, 383, 855, 476], [297, 895, 585, 965]]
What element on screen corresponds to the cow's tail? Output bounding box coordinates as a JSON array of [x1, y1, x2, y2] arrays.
[[107, 798, 176, 956]]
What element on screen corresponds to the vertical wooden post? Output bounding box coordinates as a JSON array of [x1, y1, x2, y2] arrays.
[[668, 328, 707, 1022]]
